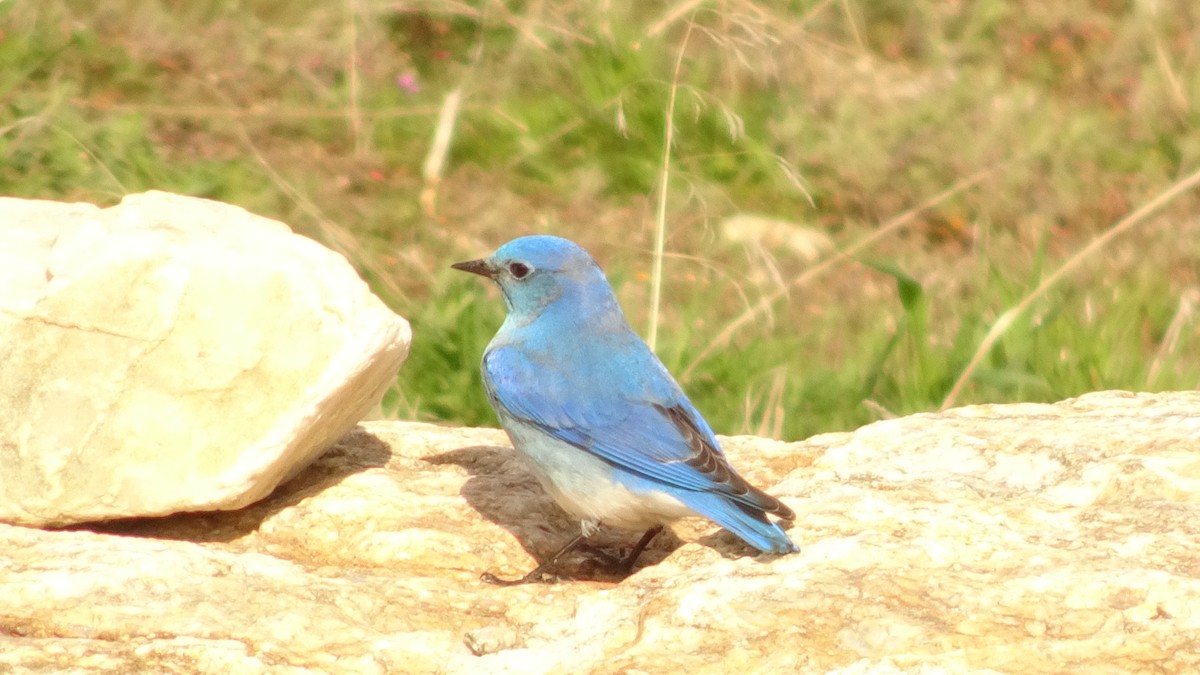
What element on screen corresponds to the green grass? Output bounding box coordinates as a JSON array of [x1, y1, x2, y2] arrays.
[[3, 0, 1199, 440]]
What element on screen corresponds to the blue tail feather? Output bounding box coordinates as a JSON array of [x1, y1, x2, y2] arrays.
[[673, 491, 798, 554]]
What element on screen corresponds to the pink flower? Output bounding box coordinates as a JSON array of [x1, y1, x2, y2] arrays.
[[396, 72, 420, 94]]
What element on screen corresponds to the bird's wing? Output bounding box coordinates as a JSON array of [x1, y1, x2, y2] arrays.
[[483, 344, 792, 518]]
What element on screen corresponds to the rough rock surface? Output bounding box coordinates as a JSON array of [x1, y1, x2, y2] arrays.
[[0, 192, 411, 527], [1, 391, 1198, 673]]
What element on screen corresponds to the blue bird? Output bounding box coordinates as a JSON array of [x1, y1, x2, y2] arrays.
[[452, 235, 797, 584]]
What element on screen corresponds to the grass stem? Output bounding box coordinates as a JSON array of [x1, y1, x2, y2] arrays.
[[647, 18, 695, 350]]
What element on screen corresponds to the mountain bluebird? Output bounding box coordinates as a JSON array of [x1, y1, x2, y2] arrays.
[[453, 235, 797, 584]]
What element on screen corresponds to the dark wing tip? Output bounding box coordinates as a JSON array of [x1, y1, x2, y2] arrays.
[[656, 403, 795, 521], [761, 492, 795, 521]]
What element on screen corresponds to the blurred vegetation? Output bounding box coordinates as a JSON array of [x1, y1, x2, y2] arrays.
[[3, 0, 1198, 440]]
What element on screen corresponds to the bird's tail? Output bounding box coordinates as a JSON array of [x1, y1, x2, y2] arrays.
[[675, 491, 799, 555]]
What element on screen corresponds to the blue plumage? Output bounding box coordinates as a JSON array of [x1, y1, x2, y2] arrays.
[[453, 235, 797, 582]]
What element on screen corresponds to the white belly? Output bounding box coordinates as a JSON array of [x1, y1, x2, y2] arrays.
[[498, 413, 695, 533]]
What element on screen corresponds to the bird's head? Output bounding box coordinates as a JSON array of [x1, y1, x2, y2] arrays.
[[452, 235, 615, 319]]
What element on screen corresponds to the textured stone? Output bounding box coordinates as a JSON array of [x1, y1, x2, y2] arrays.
[[1, 391, 1198, 673], [0, 192, 411, 527]]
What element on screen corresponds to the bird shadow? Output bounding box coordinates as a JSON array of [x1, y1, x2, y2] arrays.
[[68, 428, 782, 580], [424, 444, 768, 582], [67, 426, 392, 544]]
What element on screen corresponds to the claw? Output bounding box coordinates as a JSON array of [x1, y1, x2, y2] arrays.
[[480, 526, 664, 586]]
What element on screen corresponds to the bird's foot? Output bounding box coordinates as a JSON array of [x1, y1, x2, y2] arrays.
[[480, 526, 664, 585], [578, 525, 665, 577], [481, 533, 587, 586], [480, 567, 560, 586], [575, 542, 622, 567]]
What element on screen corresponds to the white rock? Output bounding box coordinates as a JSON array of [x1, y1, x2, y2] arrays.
[[0, 191, 411, 527], [720, 213, 835, 263]]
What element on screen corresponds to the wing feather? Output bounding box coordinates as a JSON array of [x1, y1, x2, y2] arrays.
[[484, 344, 792, 519]]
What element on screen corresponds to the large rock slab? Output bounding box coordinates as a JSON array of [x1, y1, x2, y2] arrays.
[[0, 192, 411, 527], [1, 391, 1197, 672]]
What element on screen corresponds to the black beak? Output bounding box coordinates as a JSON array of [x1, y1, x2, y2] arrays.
[[451, 258, 495, 278]]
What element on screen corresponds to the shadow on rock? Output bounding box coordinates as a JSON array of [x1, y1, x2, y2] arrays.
[[73, 426, 392, 544], [427, 445, 684, 582]]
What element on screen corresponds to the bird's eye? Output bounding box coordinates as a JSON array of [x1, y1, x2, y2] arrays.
[[508, 262, 531, 279]]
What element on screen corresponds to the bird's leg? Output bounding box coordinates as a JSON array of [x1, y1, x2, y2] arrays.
[[482, 526, 664, 585], [481, 533, 587, 586], [614, 525, 663, 574]]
